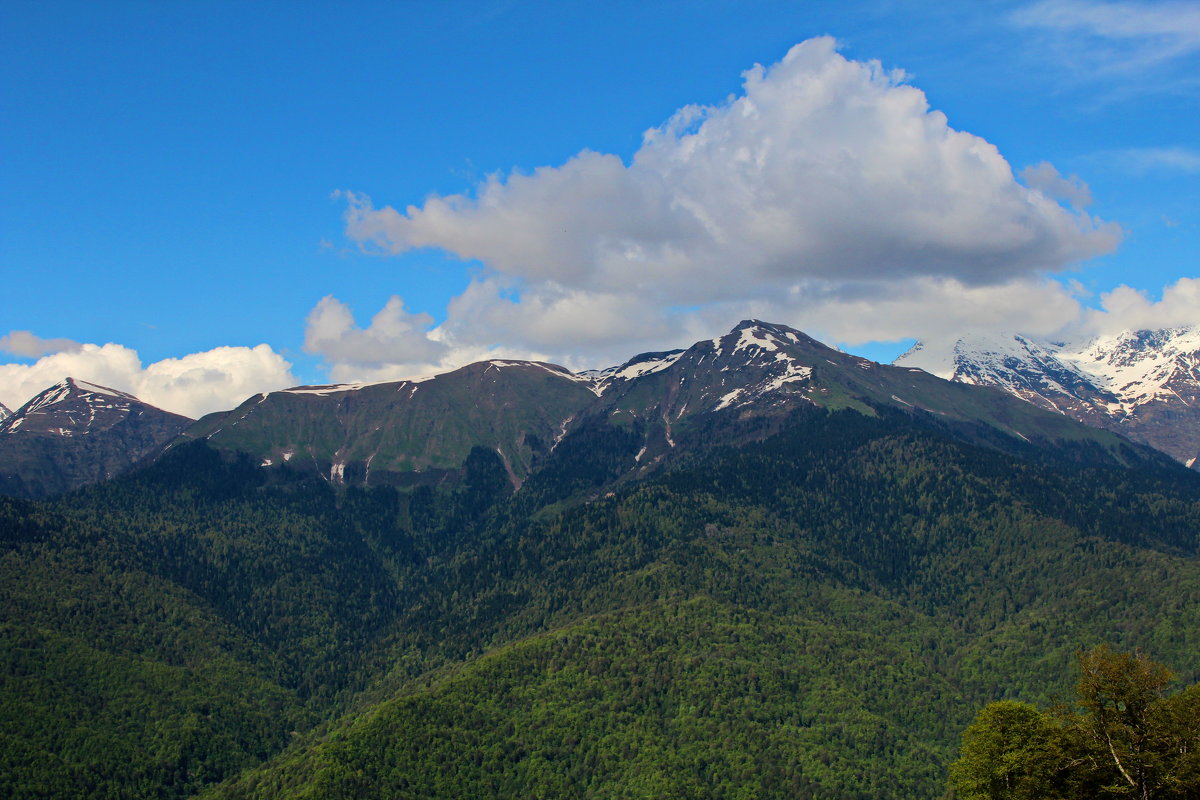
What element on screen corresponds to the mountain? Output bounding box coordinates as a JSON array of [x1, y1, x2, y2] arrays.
[[4, 386, 1193, 800], [584, 320, 1144, 465], [1, 332, 1198, 799], [177, 360, 600, 489], [178, 321, 1156, 493], [4, 323, 1199, 800], [895, 325, 1200, 469], [0, 401, 10, 422], [0, 377, 193, 498]]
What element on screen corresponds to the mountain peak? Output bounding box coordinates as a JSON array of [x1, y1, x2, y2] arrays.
[[3, 377, 185, 438], [731, 318, 769, 331], [0, 378, 194, 497], [705, 320, 828, 360], [728, 319, 804, 339], [896, 325, 1200, 468], [15, 377, 140, 421]]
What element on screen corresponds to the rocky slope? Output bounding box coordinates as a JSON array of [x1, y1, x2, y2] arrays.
[[0, 378, 193, 497], [896, 326, 1200, 469]]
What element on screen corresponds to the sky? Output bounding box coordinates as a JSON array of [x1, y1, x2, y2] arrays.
[[2, 0, 1197, 417]]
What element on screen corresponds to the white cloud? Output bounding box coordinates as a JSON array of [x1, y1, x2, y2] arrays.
[[1019, 161, 1093, 208], [346, 38, 1116, 298], [732, 277, 1088, 346], [1112, 146, 1200, 173], [0, 341, 297, 419], [303, 295, 447, 371], [0, 331, 83, 358], [326, 37, 1120, 375], [1083, 276, 1200, 334], [1013, 0, 1200, 72], [305, 276, 1093, 379], [136, 346, 298, 419]]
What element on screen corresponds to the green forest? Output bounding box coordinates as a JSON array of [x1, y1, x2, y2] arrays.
[[2, 407, 1199, 798]]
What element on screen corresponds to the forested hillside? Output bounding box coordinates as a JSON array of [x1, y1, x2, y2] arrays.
[[2, 405, 1199, 799]]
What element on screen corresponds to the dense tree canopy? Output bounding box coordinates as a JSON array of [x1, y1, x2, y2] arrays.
[[2, 407, 1199, 799]]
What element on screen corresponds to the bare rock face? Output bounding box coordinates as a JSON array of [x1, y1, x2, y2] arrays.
[[0, 378, 193, 497], [896, 326, 1200, 469]]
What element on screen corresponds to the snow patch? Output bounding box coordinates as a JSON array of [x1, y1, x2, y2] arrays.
[[714, 388, 744, 411], [596, 351, 684, 382], [761, 364, 813, 393], [74, 379, 137, 400], [284, 383, 367, 396], [733, 325, 781, 354]]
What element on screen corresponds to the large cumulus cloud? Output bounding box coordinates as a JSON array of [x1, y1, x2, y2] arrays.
[[348, 37, 1116, 293], [323, 37, 1121, 375]]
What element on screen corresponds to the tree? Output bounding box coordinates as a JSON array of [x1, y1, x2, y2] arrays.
[[949, 646, 1200, 800], [948, 700, 1068, 800], [1074, 645, 1175, 799]]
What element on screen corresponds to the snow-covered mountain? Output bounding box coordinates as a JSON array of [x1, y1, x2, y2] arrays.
[[0, 401, 10, 423], [0, 377, 193, 497], [895, 326, 1200, 469]]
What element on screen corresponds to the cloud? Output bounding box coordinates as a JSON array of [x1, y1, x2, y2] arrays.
[[303, 295, 449, 380], [1013, 0, 1200, 73], [345, 37, 1116, 293], [306, 276, 1095, 380], [1112, 146, 1200, 173], [729, 277, 1088, 346], [1019, 161, 1093, 208], [136, 346, 299, 419], [1083, 276, 1200, 334], [0, 341, 297, 419], [325, 37, 1120, 375], [0, 331, 83, 358]]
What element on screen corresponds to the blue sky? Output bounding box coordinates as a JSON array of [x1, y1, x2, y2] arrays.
[[2, 0, 1197, 416]]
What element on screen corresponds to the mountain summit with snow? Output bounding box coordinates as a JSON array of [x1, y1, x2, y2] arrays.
[[895, 325, 1200, 469], [0, 377, 193, 497], [2, 378, 150, 437]]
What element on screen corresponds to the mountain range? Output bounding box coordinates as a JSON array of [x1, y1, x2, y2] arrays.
[[896, 325, 1200, 470], [2, 320, 1198, 503], [181, 318, 1145, 490], [1, 321, 1198, 799]]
